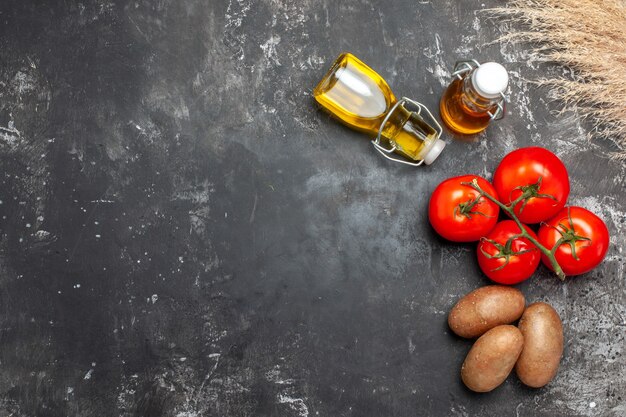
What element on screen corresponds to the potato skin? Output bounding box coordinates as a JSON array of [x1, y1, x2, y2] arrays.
[[461, 325, 524, 392], [448, 286, 526, 338], [515, 302, 563, 388]]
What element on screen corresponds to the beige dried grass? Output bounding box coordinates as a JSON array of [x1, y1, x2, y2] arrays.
[[488, 0, 626, 160]]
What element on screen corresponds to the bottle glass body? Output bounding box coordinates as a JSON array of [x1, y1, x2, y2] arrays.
[[440, 73, 501, 135], [314, 53, 439, 162]]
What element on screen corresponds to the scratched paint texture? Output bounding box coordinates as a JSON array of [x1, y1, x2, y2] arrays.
[[0, 0, 624, 416]]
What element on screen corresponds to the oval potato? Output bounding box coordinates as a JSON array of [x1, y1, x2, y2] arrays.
[[448, 285, 526, 338], [461, 325, 524, 392], [515, 302, 563, 388]]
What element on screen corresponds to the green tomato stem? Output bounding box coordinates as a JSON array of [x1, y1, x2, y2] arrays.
[[468, 179, 566, 281]]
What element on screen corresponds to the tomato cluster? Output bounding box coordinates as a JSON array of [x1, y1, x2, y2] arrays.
[[428, 147, 610, 284]]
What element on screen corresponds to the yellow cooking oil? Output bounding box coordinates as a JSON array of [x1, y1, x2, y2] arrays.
[[313, 53, 437, 162], [440, 77, 494, 135]]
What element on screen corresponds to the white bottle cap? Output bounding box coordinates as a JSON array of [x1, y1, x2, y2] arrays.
[[471, 62, 509, 99], [423, 138, 446, 165]]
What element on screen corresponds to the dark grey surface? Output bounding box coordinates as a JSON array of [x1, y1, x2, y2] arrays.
[[0, 1, 624, 416]]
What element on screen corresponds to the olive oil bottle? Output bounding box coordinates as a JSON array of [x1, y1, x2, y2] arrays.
[[314, 53, 445, 166], [440, 61, 508, 135]]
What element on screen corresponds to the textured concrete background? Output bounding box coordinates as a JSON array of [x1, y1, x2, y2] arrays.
[[0, 0, 624, 416]]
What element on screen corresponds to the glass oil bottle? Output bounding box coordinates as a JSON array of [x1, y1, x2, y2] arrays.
[[314, 53, 445, 166], [440, 60, 508, 135]]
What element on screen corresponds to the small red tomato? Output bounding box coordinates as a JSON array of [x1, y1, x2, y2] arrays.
[[493, 147, 570, 224], [477, 220, 541, 284], [429, 175, 500, 242], [538, 206, 609, 276]]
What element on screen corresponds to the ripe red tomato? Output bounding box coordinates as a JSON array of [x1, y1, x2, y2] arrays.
[[493, 147, 569, 224], [429, 175, 500, 242], [476, 220, 540, 284], [538, 206, 609, 276]]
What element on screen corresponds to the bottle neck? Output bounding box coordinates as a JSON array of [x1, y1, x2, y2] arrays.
[[380, 103, 439, 161], [462, 73, 502, 114]]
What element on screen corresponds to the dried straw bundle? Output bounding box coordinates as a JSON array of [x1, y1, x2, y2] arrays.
[[489, 0, 626, 160]]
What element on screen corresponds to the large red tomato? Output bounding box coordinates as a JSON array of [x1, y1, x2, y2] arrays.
[[538, 206, 609, 276], [477, 220, 540, 285], [493, 147, 569, 224], [429, 175, 500, 242]]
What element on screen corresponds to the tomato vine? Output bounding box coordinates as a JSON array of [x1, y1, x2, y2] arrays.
[[465, 178, 567, 280]]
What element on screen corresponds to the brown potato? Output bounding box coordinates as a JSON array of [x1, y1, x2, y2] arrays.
[[461, 325, 524, 393], [448, 285, 526, 338], [515, 302, 563, 388]]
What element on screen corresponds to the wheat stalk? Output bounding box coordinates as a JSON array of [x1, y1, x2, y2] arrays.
[[488, 0, 626, 160]]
